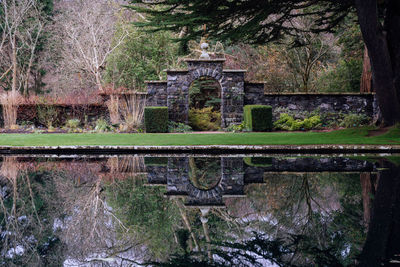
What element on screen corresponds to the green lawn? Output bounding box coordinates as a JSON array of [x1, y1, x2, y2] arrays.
[[0, 127, 399, 147]]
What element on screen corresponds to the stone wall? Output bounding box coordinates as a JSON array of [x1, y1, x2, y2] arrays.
[[244, 82, 376, 120], [147, 61, 377, 128], [146, 81, 167, 107]]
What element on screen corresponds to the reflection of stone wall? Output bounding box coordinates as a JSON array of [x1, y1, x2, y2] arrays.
[[244, 83, 376, 120], [244, 157, 377, 182]]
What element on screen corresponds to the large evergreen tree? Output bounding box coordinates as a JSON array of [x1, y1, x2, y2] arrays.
[[128, 0, 400, 126]]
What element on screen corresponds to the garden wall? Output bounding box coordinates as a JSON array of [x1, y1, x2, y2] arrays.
[[244, 82, 377, 120], [0, 104, 109, 127]]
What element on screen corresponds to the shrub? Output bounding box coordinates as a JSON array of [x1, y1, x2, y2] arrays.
[[224, 123, 245, 133], [188, 107, 221, 131], [340, 113, 370, 128], [274, 113, 321, 131], [168, 121, 192, 133], [37, 104, 59, 129], [144, 107, 168, 133], [244, 105, 272, 131], [95, 118, 113, 132], [65, 119, 81, 132]]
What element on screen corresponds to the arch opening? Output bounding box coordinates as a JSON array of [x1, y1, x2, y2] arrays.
[[188, 76, 222, 131]]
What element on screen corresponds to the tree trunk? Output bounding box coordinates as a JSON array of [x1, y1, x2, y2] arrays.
[[11, 36, 18, 93], [95, 71, 103, 91], [355, 0, 400, 126], [359, 161, 400, 266], [360, 45, 372, 93]]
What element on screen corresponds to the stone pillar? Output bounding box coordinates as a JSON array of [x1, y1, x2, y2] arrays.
[[221, 70, 245, 127], [167, 70, 190, 123]]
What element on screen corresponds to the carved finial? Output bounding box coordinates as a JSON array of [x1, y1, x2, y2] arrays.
[[200, 42, 210, 59], [200, 24, 210, 59]]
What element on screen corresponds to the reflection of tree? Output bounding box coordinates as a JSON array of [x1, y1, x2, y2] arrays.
[[106, 176, 181, 261], [236, 172, 365, 265], [0, 157, 65, 266], [54, 163, 144, 265], [359, 161, 400, 266]]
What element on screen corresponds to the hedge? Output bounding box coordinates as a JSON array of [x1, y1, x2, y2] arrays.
[[244, 105, 272, 132], [144, 107, 168, 133]]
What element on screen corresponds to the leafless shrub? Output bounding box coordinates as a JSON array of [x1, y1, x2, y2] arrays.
[[119, 93, 146, 131]]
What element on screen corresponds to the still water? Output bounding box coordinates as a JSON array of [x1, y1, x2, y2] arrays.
[[0, 154, 399, 266]]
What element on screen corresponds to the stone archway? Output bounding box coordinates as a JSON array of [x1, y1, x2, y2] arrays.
[[147, 58, 246, 128]]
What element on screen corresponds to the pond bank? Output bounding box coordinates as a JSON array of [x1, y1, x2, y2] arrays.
[[1, 144, 400, 155]]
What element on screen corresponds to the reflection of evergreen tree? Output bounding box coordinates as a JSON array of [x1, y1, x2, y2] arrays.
[[106, 177, 182, 260]]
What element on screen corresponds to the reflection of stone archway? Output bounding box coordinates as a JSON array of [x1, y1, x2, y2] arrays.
[[161, 157, 245, 207], [147, 58, 246, 128]]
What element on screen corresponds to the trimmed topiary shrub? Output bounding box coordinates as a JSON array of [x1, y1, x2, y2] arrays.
[[244, 105, 272, 131], [144, 107, 168, 133]]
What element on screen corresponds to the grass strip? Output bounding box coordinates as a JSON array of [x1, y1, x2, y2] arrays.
[[0, 127, 398, 147]]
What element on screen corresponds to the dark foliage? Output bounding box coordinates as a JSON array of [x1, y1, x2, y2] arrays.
[[128, 0, 353, 46], [244, 105, 272, 132], [144, 106, 168, 133]]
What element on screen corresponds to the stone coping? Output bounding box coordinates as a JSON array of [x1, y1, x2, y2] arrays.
[[165, 69, 189, 73], [245, 81, 265, 85], [183, 58, 226, 62], [99, 91, 147, 95], [5, 153, 398, 158], [0, 145, 399, 154], [145, 80, 167, 84], [223, 69, 247, 72], [162, 69, 248, 73], [263, 92, 376, 96]]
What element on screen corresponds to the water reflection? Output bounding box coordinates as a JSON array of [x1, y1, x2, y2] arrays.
[[0, 155, 398, 266]]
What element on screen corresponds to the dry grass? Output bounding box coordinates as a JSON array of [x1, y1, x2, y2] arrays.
[[0, 157, 20, 182], [106, 94, 120, 124], [105, 156, 146, 182], [119, 93, 146, 131], [0, 91, 22, 128]]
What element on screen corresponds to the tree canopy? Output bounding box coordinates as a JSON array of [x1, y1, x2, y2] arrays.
[[129, 0, 353, 45]]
